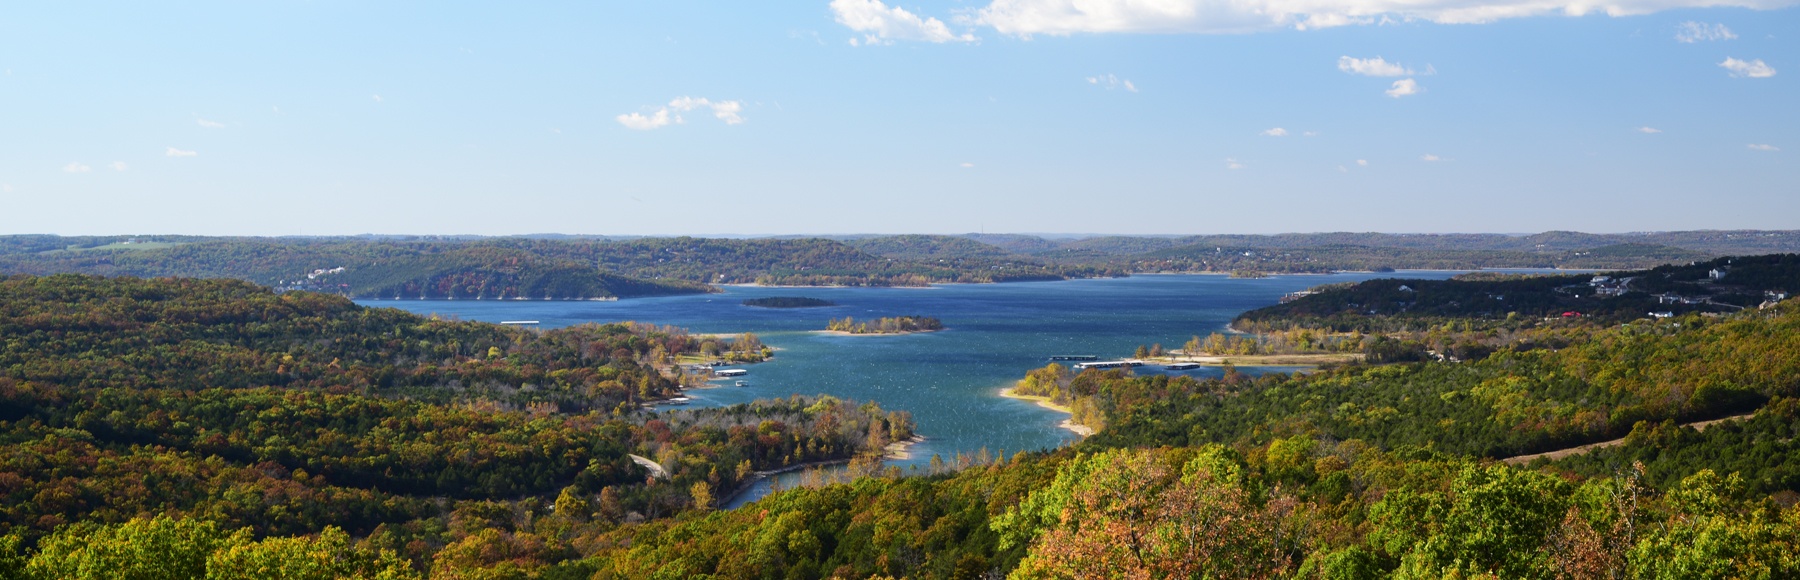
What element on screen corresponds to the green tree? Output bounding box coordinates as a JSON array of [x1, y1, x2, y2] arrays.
[[205, 527, 420, 580], [26, 516, 247, 580]]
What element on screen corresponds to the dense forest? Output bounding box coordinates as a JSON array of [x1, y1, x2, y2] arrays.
[[0, 275, 917, 577], [5, 264, 1800, 577], [7, 231, 1800, 295]]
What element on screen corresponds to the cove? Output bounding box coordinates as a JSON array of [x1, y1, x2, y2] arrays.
[[361, 272, 1469, 504]]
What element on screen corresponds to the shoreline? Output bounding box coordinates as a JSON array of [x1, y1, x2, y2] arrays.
[[719, 283, 944, 289], [885, 435, 926, 460], [1150, 353, 1363, 367], [998, 387, 1095, 437]]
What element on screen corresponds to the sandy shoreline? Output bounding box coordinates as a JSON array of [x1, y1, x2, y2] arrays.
[[885, 435, 926, 460], [998, 387, 1095, 437]]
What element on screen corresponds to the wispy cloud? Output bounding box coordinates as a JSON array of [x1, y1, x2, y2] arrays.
[[617, 109, 673, 131], [832, 0, 975, 45], [197, 118, 227, 129], [1638, 126, 1662, 134], [1720, 57, 1777, 78], [972, 0, 1793, 36], [1386, 78, 1421, 98], [372, 94, 384, 102], [1421, 153, 1442, 162], [668, 97, 746, 124], [1225, 158, 1245, 170], [1356, 159, 1369, 166], [63, 162, 91, 173], [166, 147, 198, 157], [1086, 74, 1138, 92], [1675, 21, 1736, 43], [960, 162, 976, 168], [109, 161, 128, 171], [1748, 143, 1781, 151], [1, 184, 11, 193], [1338, 56, 1415, 77], [1262, 127, 1288, 137], [618, 97, 747, 130]]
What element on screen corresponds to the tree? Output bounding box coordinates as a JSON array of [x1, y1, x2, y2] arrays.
[[205, 527, 420, 580], [25, 516, 246, 580], [690, 482, 715, 512]]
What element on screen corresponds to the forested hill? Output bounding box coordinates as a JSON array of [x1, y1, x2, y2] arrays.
[[7, 278, 1800, 576], [1237, 253, 1800, 332], [0, 236, 1109, 292], [0, 239, 713, 300], [0, 274, 913, 574], [6, 231, 1800, 293]]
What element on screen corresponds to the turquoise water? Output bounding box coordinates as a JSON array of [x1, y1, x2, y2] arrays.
[[361, 272, 1464, 505]]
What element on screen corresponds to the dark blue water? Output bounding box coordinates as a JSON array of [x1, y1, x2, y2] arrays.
[[360, 272, 1466, 505]]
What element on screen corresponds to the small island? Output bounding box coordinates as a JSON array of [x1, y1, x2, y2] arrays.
[[823, 316, 944, 335], [743, 296, 838, 308]]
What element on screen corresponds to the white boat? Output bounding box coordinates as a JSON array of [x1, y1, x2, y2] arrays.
[[735, 380, 748, 387]]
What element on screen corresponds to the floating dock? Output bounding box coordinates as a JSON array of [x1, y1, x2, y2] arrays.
[[1163, 363, 1202, 370], [713, 369, 748, 377], [1073, 360, 1143, 370], [1048, 355, 1099, 361]]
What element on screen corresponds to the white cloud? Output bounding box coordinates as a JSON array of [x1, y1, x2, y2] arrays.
[[713, 101, 746, 124], [668, 97, 746, 124], [960, 162, 976, 168], [1262, 127, 1288, 137], [197, 118, 227, 129], [1356, 159, 1369, 166], [109, 161, 128, 171], [1338, 56, 1414, 76], [1720, 57, 1776, 78], [166, 147, 198, 157], [1386, 78, 1421, 98], [1087, 74, 1138, 92], [372, 94, 384, 102], [618, 97, 747, 130], [1748, 143, 1781, 151], [617, 109, 674, 131], [1638, 126, 1662, 134], [832, 0, 976, 45], [1, 184, 11, 193], [1303, 131, 1319, 137], [1225, 158, 1244, 170], [973, 0, 1797, 35], [1421, 153, 1441, 161], [63, 162, 91, 173], [1675, 21, 1736, 43]]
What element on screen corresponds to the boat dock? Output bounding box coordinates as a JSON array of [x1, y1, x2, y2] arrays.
[[1073, 360, 1144, 370], [713, 369, 748, 377], [1163, 362, 1201, 370], [1048, 355, 1099, 361]]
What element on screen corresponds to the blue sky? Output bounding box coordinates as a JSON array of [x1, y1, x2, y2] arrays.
[[1, 1, 1794, 236]]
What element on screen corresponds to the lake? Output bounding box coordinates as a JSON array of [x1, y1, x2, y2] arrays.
[[361, 271, 1466, 505]]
